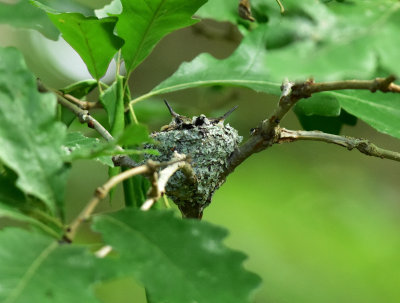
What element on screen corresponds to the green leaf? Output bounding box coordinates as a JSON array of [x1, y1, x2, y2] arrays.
[[0, 47, 68, 214], [132, 26, 281, 104], [196, 0, 238, 24], [0, 170, 29, 223], [0, 203, 37, 226], [294, 109, 357, 135], [40, 8, 124, 79], [99, 75, 125, 136], [332, 90, 400, 139], [59, 105, 76, 127], [62, 132, 113, 166], [0, 169, 62, 238], [62, 130, 153, 167], [200, 0, 400, 82], [92, 209, 261, 303], [296, 88, 400, 138], [0, 170, 42, 230], [117, 124, 150, 146], [117, 0, 207, 74], [0, 168, 26, 207], [121, 172, 149, 208], [261, 0, 400, 81], [294, 93, 341, 117], [0, 228, 108, 303], [326, 0, 400, 77], [32, 0, 94, 15], [60, 79, 98, 99], [0, 0, 59, 40], [199, 1, 399, 81], [0, 203, 62, 238]]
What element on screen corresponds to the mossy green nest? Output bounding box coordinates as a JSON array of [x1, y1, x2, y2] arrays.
[[144, 111, 242, 218]]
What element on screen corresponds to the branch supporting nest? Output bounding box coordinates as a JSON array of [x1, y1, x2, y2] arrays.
[[226, 75, 400, 176], [141, 152, 196, 211]]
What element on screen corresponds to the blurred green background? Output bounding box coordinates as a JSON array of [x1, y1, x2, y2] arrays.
[[1, 1, 400, 302]]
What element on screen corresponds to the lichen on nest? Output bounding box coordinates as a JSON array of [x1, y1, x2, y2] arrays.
[[143, 101, 242, 218]]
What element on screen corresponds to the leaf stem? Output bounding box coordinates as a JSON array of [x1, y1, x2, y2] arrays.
[[129, 102, 139, 124], [162, 195, 171, 208], [116, 50, 122, 77], [29, 208, 63, 229], [127, 79, 281, 108], [275, 0, 285, 14], [97, 80, 104, 95]]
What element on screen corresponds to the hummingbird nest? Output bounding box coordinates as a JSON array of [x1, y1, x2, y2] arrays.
[[144, 100, 242, 218]]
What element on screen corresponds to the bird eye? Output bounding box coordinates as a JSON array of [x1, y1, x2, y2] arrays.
[[175, 117, 182, 124]]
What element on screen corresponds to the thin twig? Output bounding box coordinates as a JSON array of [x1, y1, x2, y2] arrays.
[[39, 80, 141, 168], [66, 155, 193, 240], [63, 93, 100, 110], [58, 93, 115, 143], [307, 76, 400, 94], [67, 165, 150, 240], [39, 81, 114, 142], [238, 0, 255, 22], [141, 153, 195, 211], [278, 128, 400, 162], [38, 80, 100, 110]]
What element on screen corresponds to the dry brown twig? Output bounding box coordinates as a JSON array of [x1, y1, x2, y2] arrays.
[[278, 128, 400, 162], [61, 93, 101, 110], [38, 80, 138, 167], [67, 153, 194, 240]]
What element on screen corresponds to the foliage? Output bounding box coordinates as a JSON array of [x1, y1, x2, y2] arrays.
[[93, 209, 261, 303], [0, 0, 399, 302]]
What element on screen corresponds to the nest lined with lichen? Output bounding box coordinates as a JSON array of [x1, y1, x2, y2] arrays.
[[144, 110, 242, 218]]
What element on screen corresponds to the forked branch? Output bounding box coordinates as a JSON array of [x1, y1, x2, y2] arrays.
[[38, 80, 137, 167], [226, 75, 400, 175], [67, 154, 193, 240]]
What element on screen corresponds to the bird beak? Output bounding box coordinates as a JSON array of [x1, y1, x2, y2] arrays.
[[218, 105, 238, 122], [164, 99, 180, 118]]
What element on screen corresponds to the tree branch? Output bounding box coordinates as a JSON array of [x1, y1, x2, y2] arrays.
[[278, 128, 400, 162], [67, 155, 192, 240], [67, 165, 149, 240], [61, 93, 101, 110], [141, 152, 196, 211], [307, 75, 400, 94], [38, 80, 140, 167], [226, 75, 400, 175], [38, 81, 114, 141]]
